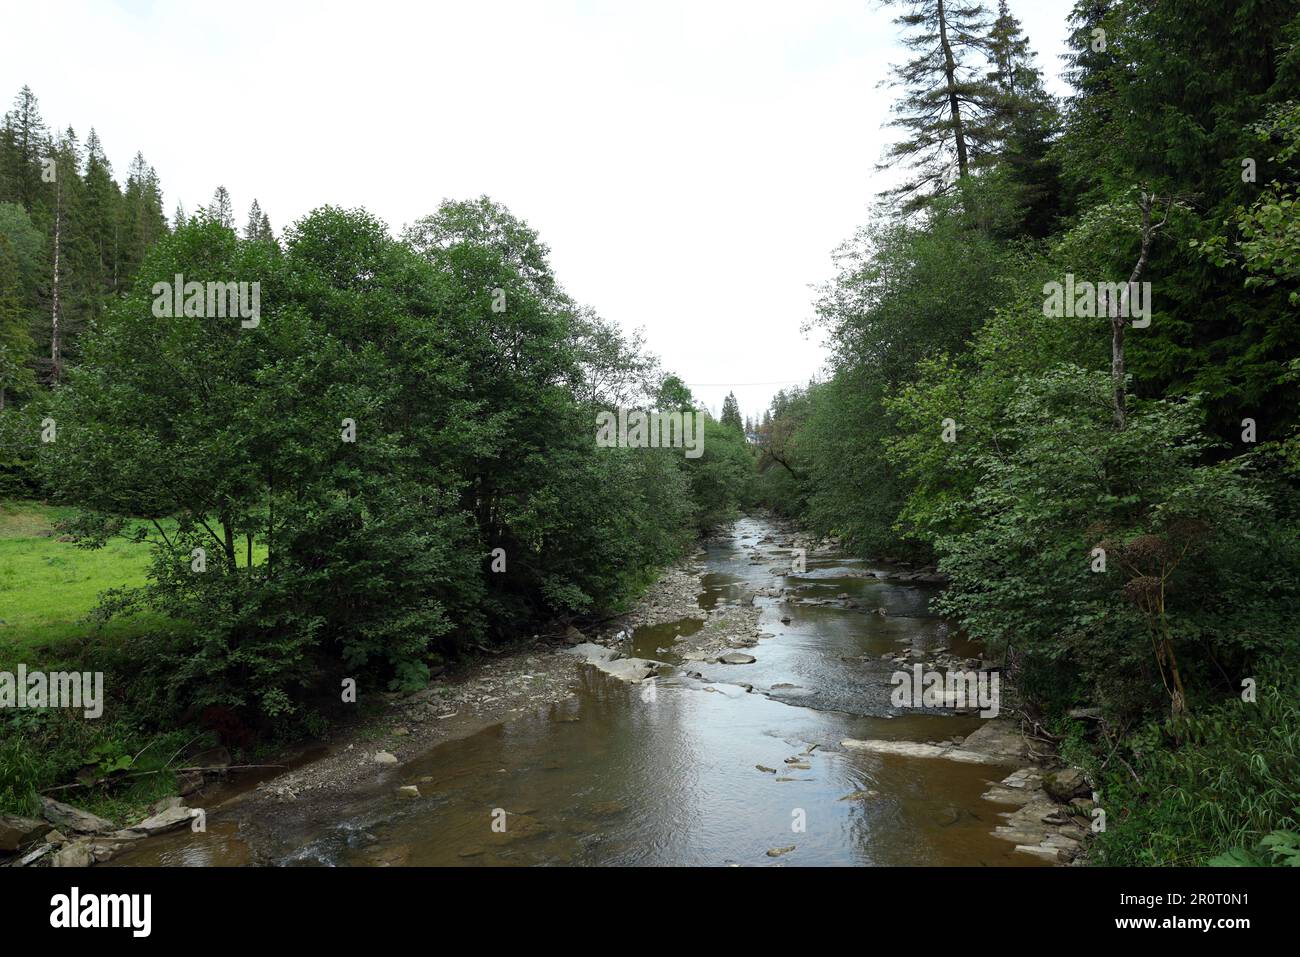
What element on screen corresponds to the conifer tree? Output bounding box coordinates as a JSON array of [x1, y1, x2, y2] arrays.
[[209, 185, 234, 229], [721, 391, 743, 431], [981, 0, 1061, 234], [120, 153, 168, 280], [81, 128, 122, 293], [0, 86, 49, 214], [244, 198, 264, 241], [0, 232, 36, 408], [879, 0, 997, 210]]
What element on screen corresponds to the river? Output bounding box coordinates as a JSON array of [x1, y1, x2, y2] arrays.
[[112, 516, 1043, 866]]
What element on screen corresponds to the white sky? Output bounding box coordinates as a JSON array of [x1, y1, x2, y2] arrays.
[[3, 0, 1076, 420]]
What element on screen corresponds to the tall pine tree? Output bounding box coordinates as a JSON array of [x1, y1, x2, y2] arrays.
[[879, 0, 997, 210]]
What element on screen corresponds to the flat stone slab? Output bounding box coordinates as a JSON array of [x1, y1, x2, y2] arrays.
[[564, 643, 662, 682], [599, 658, 658, 682], [1013, 843, 1063, 862], [126, 806, 195, 836], [839, 739, 1017, 765], [562, 642, 620, 664], [40, 797, 114, 834], [981, 785, 1038, 805], [959, 719, 1030, 761], [717, 652, 756, 664]]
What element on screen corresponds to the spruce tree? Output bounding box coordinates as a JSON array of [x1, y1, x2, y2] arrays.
[[982, 0, 1061, 235], [244, 199, 264, 241], [879, 0, 997, 210], [120, 153, 168, 280], [81, 128, 122, 294], [0, 232, 36, 408], [209, 185, 234, 229], [0, 86, 49, 214], [720, 391, 743, 431]]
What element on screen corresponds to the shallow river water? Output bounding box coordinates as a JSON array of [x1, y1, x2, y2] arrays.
[[114, 517, 1042, 867]]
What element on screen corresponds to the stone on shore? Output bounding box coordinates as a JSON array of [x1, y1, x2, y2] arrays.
[[52, 841, 93, 867], [563, 642, 661, 682], [839, 739, 1014, 765], [0, 813, 48, 852], [127, 805, 195, 836], [1043, 767, 1090, 802], [39, 797, 114, 834], [959, 719, 1031, 762]]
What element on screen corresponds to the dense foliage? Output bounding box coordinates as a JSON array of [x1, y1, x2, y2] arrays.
[[755, 0, 1300, 864]]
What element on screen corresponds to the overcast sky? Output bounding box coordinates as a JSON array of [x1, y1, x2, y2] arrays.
[[4, 0, 1076, 420]]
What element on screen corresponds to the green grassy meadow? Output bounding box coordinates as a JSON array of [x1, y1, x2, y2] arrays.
[[0, 501, 167, 664]]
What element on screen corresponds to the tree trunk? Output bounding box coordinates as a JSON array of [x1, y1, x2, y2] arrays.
[[937, 0, 969, 179], [50, 174, 62, 386], [1112, 192, 1164, 430]]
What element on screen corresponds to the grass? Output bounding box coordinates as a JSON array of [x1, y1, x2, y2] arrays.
[[0, 500, 205, 819], [0, 500, 163, 662]]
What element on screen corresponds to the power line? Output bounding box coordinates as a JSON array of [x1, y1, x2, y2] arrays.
[[683, 380, 805, 387]]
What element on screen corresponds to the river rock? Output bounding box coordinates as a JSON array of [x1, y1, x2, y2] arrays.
[[562, 642, 620, 664], [959, 720, 1030, 762], [0, 813, 48, 851], [40, 797, 114, 834], [52, 841, 93, 867], [1043, 768, 1090, 802], [839, 739, 1011, 765], [88, 839, 127, 864], [756, 765, 776, 773], [373, 751, 399, 765], [717, 652, 756, 664], [600, 658, 658, 682], [128, 805, 194, 836], [149, 795, 185, 815], [396, 785, 420, 798], [766, 845, 796, 857]]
